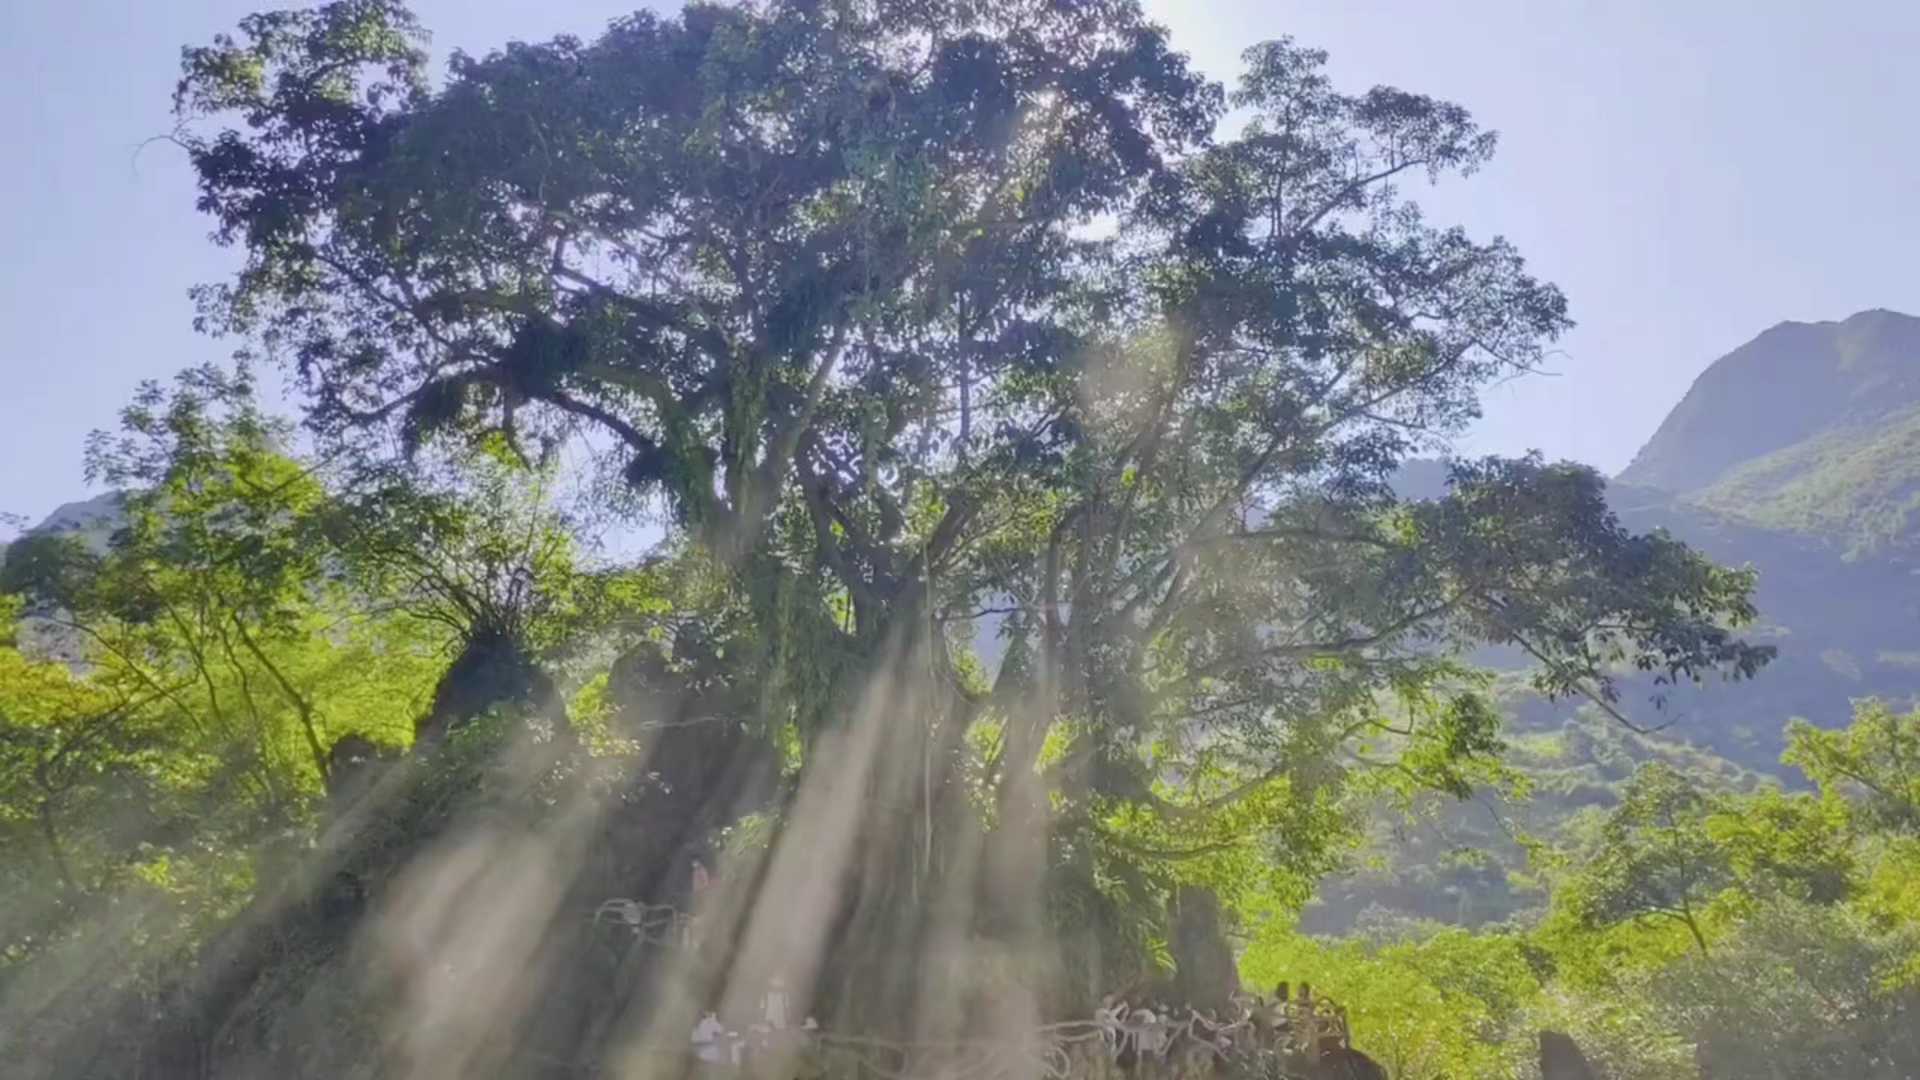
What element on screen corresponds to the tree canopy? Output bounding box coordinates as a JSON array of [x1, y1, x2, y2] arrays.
[[0, 0, 1807, 1073], [155, 0, 1782, 1033]]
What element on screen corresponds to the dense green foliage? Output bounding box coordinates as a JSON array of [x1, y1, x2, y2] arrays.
[[160, 0, 1767, 912], [1244, 703, 1920, 1080], [3, 1, 1910, 1077]]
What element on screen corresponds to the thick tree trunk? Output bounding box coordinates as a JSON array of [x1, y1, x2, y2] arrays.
[[417, 628, 562, 741], [1539, 1030, 1601, 1080], [1168, 885, 1239, 1013]]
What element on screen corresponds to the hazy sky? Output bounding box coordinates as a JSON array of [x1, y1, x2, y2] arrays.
[[4, 0, 1917, 531]]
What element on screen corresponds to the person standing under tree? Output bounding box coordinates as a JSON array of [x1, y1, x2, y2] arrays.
[[686, 859, 711, 948]]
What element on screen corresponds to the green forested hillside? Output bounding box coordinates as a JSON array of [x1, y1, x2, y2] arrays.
[[1604, 311, 1920, 761], [1332, 311, 1920, 934], [1608, 315, 1920, 763], [1619, 309, 1920, 494], [1303, 699, 1769, 934], [1514, 313, 1920, 765], [1684, 402, 1920, 560]]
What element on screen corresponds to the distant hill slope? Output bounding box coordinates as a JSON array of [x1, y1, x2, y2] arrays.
[[1410, 311, 1920, 768], [1301, 702, 1770, 933], [1619, 308, 1920, 494], [1602, 312, 1920, 766], [1682, 402, 1920, 561], [1330, 311, 1920, 931], [0, 493, 122, 565], [2, 494, 125, 661], [1604, 479, 1920, 758]]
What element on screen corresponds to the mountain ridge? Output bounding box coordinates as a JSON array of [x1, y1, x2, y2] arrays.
[[0, 492, 122, 566], [1618, 308, 1920, 494], [1327, 309, 1920, 932], [1396, 309, 1920, 770]]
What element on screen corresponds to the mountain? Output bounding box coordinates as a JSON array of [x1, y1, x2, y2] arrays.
[[1, 494, 125, 661], [1614, 308, 1920, 562], [1679, 407, 1920, 562], [1606, 310, 1920, 763], [1619, 309, 1920, 495], [0, 492, 121, 571], [1464, 309, 1920, 769], [0, 493, 122, 554], [1315, 311, 1920, 932]]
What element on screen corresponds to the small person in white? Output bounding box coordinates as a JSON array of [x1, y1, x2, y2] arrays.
[[1132, 1008, 1166, 1055], [691, 1012, 727, 1065], [1095, 994, 1127, 1054], [761, 974, 790, 1031]]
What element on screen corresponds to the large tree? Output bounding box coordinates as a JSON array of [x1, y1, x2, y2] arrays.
[[172, 0, 1772, 1042]]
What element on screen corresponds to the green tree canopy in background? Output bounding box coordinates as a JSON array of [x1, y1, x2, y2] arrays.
[[158, 0, 1779, 1034], [1785, 702, 1920, 834]]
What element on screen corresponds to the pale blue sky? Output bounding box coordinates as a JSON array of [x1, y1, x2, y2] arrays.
[[4, 0, 1917, 533]]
